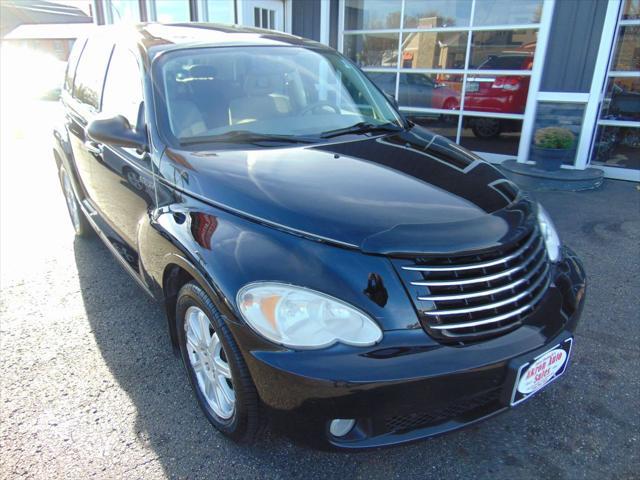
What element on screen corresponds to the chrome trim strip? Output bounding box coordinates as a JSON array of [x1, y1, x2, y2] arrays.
[[410, 240, 544, 287], [429, 280, 549, 330], [402, 233, 539, 272], [418, 256, 548, 301], [423, 265, 549, 315]]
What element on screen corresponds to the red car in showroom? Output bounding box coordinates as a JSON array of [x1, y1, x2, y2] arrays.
[[465, 53, 533, 138]]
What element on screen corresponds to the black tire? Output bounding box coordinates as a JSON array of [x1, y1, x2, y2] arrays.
[[470, 118, 502, 138], [176, 281, 264, 442], [58, 165, 92, 237]]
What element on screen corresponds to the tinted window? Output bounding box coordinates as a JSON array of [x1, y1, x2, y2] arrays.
[[479, 55, 530, 70], [102, 46, 143, 128], [64, 37, 86, 93], [72, 38, 113, 110]]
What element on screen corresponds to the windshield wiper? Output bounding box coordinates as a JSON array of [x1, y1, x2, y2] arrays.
[[180, 130, 318, 147], [320, 121, 403, 139]]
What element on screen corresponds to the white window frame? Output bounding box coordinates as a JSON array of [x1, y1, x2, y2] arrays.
[[580, 0, 640, 182], [337, 0, 557, 164], [235, 0, 291, 33]]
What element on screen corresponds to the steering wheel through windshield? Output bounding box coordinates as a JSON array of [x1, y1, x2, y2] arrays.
[[299, 101, 340, 116]]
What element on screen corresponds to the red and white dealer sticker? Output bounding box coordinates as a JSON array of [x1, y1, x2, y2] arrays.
[[511, 338, 573, 406]]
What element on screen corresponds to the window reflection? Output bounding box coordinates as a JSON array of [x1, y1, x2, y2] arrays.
[[401, 31, 468, 69], [472, 0, 543, 26], [469, 30, 537, 70], [622, 0, 640, 20], [601, 77, 640, 121], [205, 0, 235, 23], [611, 26, 640, 71], [366, 72, 396, 97], [345, 0, 401, 30], [399, 73, 462, 109], [403, 0, 472, 28], [464, 75, 530, 114], [531, 102, 584, 165], [109, 0, 139, 22], [154, 0, 190, 22], [404, 112, 458, 140], [344, 33, 399, 67], [460, 116, 522, 155], [592, 126, 640, 170]]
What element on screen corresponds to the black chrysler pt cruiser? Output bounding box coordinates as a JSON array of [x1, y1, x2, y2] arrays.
[[53, 23, 586, 449]]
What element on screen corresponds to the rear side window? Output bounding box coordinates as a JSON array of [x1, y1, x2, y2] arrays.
[[101, 46, 143, 129], [64, 37, 87, 93], [72, 37, 114, 110]]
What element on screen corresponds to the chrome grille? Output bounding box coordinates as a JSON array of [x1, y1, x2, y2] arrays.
[[394, 227, 551, 342]]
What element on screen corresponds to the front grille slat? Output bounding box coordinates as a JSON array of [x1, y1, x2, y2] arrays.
[[424, 261, 549, 316], [393, 226, 551, 343], [401, 230, 538, 272], [418, 259, 548, 301], [410, 237, 544, 287], [429, 277, 550, 330]]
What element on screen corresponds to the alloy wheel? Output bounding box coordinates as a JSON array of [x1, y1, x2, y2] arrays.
[[184, 306, 235, 419]]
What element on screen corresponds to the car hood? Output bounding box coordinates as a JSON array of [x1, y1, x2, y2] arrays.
[[158, 127, 534, 255]]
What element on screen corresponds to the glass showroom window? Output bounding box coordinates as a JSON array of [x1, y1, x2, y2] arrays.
[[106, 0, 141, 23], [342, 0, 545, 159], [202, 0, 236, 24], [150, 0, 191, 22], [591, 0, 640, 173]]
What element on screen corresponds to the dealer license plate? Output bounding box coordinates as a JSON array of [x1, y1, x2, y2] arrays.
[[510, 338, 573, 406]]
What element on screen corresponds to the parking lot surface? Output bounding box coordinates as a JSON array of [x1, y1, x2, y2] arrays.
[[1, 101, 639, 479]]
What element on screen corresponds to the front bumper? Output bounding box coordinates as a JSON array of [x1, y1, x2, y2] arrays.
[[232, 247, 586, 449]]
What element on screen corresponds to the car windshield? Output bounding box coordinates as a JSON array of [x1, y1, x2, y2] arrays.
[[153, 46, 403, 146]]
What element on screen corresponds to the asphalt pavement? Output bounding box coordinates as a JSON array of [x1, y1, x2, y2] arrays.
[[1, 100, 639, 479]]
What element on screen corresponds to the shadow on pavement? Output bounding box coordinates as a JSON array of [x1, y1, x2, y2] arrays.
[[72, 235, 356, 477]]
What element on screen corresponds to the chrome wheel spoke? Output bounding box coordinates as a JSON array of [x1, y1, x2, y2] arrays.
[[216, 383, 234, 411], [204, 373, 216, 400], [214, 356, 231, 379], [197, 312, 210, 346], [191, 358, 205, 374], [186, 332, 199, 352], [207, 332, 220, 356]]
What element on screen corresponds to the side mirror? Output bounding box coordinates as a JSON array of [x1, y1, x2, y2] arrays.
[[87, 115, 147, 151]]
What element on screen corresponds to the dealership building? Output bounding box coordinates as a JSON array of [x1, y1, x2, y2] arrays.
[[91, 0, 639, 181]]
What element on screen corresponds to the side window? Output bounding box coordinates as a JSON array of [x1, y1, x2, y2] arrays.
[[72, 38, 114, 110], [101, 46, 143, 129], [64, 37, 86, 93]]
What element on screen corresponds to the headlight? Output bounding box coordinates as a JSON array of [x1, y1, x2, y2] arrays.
[[236, 283, 383, 349], [537, 204, 561, 262]]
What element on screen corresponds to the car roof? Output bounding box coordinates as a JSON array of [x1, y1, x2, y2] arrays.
[[93, 22, 331, 61]]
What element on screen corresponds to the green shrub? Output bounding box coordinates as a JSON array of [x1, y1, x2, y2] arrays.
[[534, 127, 575, 149]]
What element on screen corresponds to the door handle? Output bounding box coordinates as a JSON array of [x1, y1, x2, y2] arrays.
[[84, 141, 103, 155]]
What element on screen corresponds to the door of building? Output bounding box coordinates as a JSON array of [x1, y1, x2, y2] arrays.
[[243, 0, 284, 31]]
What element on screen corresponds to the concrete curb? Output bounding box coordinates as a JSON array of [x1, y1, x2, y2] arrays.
[[498, 159, 605, 191]]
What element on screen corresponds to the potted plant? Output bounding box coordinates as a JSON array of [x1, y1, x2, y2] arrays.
[[531, 127, 576, 171]]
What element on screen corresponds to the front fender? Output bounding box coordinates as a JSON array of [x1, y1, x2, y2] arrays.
[[138, 191, 425, 350]]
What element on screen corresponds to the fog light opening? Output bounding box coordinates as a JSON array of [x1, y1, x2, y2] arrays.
[[329, 418, 356, 437]]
